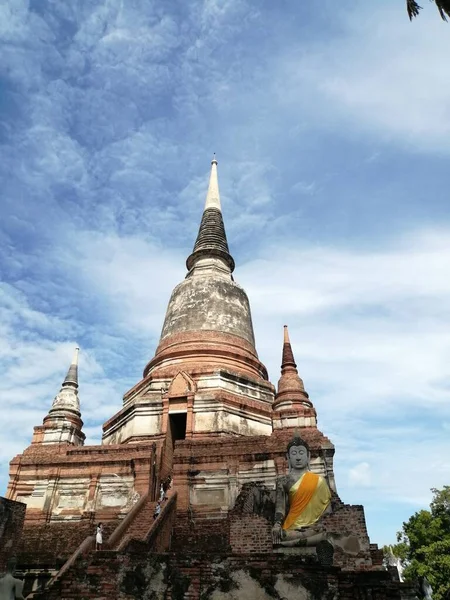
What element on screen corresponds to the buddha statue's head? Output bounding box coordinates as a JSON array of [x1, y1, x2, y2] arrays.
[[287, 435, 310, 471]]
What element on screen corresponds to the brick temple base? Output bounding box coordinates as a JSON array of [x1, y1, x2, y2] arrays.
[[29, 551, 415, 600]]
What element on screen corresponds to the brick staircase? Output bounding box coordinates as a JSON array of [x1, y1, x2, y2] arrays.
[[111, 495, 159, 551], [106, 491, 153, 550]]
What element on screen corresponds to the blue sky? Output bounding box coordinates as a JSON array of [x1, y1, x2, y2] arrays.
[[1, 0, 450, 546]]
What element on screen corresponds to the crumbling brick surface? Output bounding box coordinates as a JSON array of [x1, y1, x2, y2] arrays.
[[171, 512, 230, 553], [229, 514, 272, 553], [171, 429, 333, 478], [30, 552, 412, 600], [228, 499, 373, 568], [16, 519, 119, 567], [0, 497, 26, 571]]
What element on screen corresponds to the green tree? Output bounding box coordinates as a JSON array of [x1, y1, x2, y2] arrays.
[[390, 487, 450, 600], [407, 0, 450, 21]]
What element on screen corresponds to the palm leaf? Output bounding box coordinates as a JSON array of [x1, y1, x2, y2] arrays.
[[407, 0, 422, 19], [435, 0, 450, 21]]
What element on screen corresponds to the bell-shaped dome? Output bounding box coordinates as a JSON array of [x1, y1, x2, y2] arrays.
[[160, 273, 255, 346]]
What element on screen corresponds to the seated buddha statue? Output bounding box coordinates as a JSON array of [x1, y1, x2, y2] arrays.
[[272, 435, 360, 555]]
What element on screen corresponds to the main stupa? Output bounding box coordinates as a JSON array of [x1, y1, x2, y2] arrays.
[[1, 159, 409, 600]]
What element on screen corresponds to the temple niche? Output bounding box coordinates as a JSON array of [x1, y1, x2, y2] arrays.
[[1, 159, 412, 599]]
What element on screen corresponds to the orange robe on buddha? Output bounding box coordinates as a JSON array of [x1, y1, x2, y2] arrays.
[[282, 471, 331, 531]]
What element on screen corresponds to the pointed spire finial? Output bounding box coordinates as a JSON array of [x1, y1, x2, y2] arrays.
[[63, 346, 79, 387], [72, 346, 80, 365], [282, 325, 296, 369], [186, 157, 235, 272], [204, 155, 221, 210], [275, 325, 312, 409]]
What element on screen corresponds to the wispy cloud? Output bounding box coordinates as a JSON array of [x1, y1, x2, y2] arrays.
[[274, 3, 450, 152], [349, 462, 372, 488]]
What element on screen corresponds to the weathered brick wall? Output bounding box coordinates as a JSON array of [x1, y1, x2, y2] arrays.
[[4, 438, 167, 574], [17, 519, 119, 567], [173, 428, 333, 466], [227, 508, 373, 569], [31, 551, 412, 600], [31, 552, 121, 599], [371, 543, 385, 567], [322, 502, 370, 541], [112, 495, 156, 550], [320, 501, 373, 569], [171, 512, 230, 553], [31, 496, 178, 599], [0, 497, 26, 571], [229, 514, 272, 553], [26, 496, 175, 597], [7, 441, 163, 522], [227, 482, 274, 553]]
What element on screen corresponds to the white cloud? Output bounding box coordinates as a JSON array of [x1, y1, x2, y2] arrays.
[[349, 462, 372, 487], [274, 3, 450, 151], [241, 228, 450, 399], [74, 232, 186, 336]]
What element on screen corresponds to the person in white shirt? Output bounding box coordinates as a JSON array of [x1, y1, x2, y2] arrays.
[[96, 523, 103, 551]]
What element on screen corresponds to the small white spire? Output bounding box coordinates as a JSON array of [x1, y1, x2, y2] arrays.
[[49, 345, 82, 417], [204, 154, 221, 211], [42, 346, 84, 446]]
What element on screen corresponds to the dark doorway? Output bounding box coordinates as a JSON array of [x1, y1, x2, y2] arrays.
[[169, 413, 187, 442]]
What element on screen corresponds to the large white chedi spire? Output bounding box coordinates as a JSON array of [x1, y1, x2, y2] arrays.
[[103, 158, 273, 445]]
